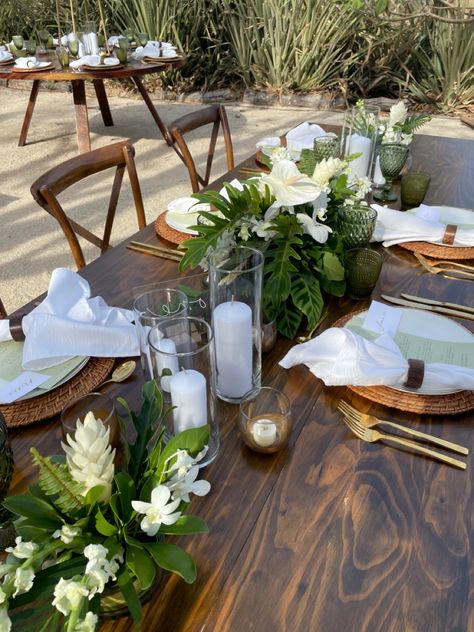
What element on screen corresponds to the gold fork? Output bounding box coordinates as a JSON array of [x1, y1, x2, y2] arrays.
[[414, 253, 474, 279], [338, 401, 468, 455], [340, 414, 467, 470]]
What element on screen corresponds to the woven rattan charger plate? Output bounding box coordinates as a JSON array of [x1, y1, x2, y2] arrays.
[[155, 212, 195, 245], [398, 241, 474, 261], [333, 311, 474, 415], [0, 357, 114, 428]]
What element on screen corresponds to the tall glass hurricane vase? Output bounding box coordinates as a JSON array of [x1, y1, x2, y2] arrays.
[[373, 143, 409, 202], [209, 246, 264, 404], [342, 104, 380, 179]]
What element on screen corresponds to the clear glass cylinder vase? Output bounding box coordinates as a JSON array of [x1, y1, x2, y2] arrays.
[[148, 317, 218, 466], [208, 246, 264, 404], [342, 104, 380, 180]]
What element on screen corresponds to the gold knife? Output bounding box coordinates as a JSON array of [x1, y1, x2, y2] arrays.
[[401, 293, 474, 315], [381, 294, 474, 321], [126, 244, 182, 262]]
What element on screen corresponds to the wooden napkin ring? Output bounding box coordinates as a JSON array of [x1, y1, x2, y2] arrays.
[[442, 224, 457, 245], [404, 358, 425, 389], [9, 315, 25, 342]]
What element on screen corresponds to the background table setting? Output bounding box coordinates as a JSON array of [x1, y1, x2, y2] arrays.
[[2, 108, 474, 631]]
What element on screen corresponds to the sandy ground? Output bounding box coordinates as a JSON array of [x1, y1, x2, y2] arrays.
[[0, 83, 473, 313]]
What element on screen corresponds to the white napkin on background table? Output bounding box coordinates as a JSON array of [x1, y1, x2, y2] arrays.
[[279, 327, 474, 390], [132, 42, 177, 60], [0, 268, 139, 370], [285, 122, 326, 153], [70, 55, 120, 68], [14, 56, 40, 68], [0, 50, 12, 61], [372, 204, 474, 247]]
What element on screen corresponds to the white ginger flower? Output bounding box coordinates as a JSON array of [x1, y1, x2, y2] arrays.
[[260, 160, 322, 207], [74, 612, 98, 632], [0, 607, 11, 632], [168, 465, 211, 503], [12, 567, 35, 597], [5, 537, 38, 560], [132, 485, 181, 537], [389, 101, 408, 127], [53, 525, 81, 544], [52, 578, 89, 616], [311, 158, 344, 190], [296, 211, 333, 244], [62, 412, 115, 502]]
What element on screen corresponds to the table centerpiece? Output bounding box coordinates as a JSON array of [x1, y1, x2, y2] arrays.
[[0, 381, 211, 631]]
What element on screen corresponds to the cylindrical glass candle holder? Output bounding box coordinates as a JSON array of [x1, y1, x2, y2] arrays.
[[133, 288, 188, 378], [148, 317, 219, 466], [342, 104, 380, 179], [209, 246, 264, 404], [81, 21, 99, 54], [338, 203, 378, 248], [239, 387, 291, 453]]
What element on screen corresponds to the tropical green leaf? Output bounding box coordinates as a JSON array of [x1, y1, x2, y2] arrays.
[[126, 543, 156, 590], [275, 301, 302, 339], [291, 275, 323, 330], [154, 426, 210, 482], [160, 515, 209, 535], [321, 251, 345, 281], [4, 495, 63, 529], [145, 541, 197, 584], [117, 567, 142, 625], [95, 507, 118, 536], [114, 472, 136, 524], [30, 448, 84, 513]]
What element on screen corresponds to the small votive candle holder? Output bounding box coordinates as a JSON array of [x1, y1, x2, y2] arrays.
[[239, 387, 291, 454]]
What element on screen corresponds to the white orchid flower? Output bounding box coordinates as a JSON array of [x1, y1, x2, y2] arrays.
[[168, 465, 211, 503], [12, 567, 35, 597], [296, 211, 333, 244], [5, 537, 38, 560], [260, 160, 322, 207], [132, 485, 181, 537], [52, 578, 89, 616], [389, 101, 408, 127]]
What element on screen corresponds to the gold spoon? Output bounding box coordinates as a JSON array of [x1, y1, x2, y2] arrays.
[[98, 360, 136, 388]]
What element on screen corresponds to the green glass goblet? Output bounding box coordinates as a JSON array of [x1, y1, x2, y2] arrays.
[[118, 36, 130, 52], [137, 33, 148, 47], [67, 37, 80, 57], [25, 39, 37, 55], [115, 47, 128, 64], [12, 35, 24, 50], [338, 203, 378, 248], [38, 29, 50, 53], [123, 28, 135, 44], [373, 143, 409, 202]]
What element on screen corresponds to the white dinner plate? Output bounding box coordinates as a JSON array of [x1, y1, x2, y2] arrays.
[[344, 307, 474, 395], [165, 211, 200, 235], [407, 206, 474, 248], [166, 197, 210, 215], [13, 62, 54, 72]]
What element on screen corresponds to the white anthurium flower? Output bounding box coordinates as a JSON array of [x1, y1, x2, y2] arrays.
[[61, 412, 115, 502], [52, 578, 89, 616], [74, 611, 98, 632], [312, 158, 344, 190], [12, 567, 35, 597], [260, 160, 322, 207], [132, 485, 181, 537], [0, 607, 11, 632], [53, 525, 81, 544], [168, 465, 211, 503], [5, 537, 38, 560], [296, 211, 333, 244], [389, 101, 407, 127]]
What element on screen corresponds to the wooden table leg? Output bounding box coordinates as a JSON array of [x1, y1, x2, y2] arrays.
[[132, 76, 172, 145], [92, 79, 114, 127], [71, 80, 91, 154], [18, 80, 41, 147]]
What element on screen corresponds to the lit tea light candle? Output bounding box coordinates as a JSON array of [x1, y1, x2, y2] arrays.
[[251, 418, 277, 447], [169, 369, 207, 434], [154, 338, 179, 392], [213, 300, 253, 399]]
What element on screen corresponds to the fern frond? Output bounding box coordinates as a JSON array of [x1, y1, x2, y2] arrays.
[[30, 448, 84, 514]]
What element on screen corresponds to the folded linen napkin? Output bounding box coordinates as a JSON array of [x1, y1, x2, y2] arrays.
[[279, 327, 474, 390], [285, 122, 326, 153], [14, 56, 40, 68], [372, 204, 474, 248], [0, 50, 12, 61], [0, 268, 139, 370], [131, 42, 177, 60], [70, 55, 120, 68]]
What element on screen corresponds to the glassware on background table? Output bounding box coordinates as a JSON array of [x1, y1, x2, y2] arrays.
[[67, 34, 80, 57], [133, 288, 188, 377], [345, 247, 383, 299], [136, 33, 148, 47], [60, 392, 120, 450], [115, 46, 128, 63], [12, 35, 24, 51], [56, 45, 70, 67], [24, 39, 36, 55], [148, 316, 219, 467], [209, 246, 264, 404], [81, 21, 99, 55], [400, 171, 431, 208], [38, 29, 51, 53], [123, 28, 135, 45], [239, 387, 292, 453], [338, 203, 378, 248], [313, 134, 340, 162], [373, 143, 409, 202], [342, 104, 380, 179]]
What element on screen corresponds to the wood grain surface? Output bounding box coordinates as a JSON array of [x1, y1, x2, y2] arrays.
[[7, 130, 474, 632]]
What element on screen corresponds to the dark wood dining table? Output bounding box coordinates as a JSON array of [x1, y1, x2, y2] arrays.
[[0, 53, 183, 153], [7, 128, 474, 631]]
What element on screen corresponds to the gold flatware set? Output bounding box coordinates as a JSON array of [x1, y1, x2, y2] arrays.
[[126, 240, 183, 262], [414, 252, 474, 280], [381, 292, 474, 321]]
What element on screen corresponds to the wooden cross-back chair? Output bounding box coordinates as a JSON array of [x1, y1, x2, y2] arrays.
[[168, 104, 234, 193], [30, 141, 146, 270]]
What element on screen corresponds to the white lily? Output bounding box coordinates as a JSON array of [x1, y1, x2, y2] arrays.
[[53, 525, 81, 544], [74, 612, 98, 632], [132, 485, 181, 537], [296, 211, 333, 244], [260, 160, 322, 207], [312, 157, 344, 190]]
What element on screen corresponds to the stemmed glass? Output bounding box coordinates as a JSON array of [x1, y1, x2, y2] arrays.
[[12, 35, 24, 51], [38, 30, 52, 54], [67, 35, 80, 58], [373, 143, 409, 202], [123, 28, 135, 45], [137, 33, 148, 47]]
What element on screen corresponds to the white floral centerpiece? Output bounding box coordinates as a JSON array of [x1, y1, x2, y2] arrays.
[[379, 100, 431, 146], [0, 382, 211, 631], [179, 152, 372, 339]]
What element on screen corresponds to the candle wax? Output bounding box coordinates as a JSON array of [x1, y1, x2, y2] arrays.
[[251, 418, 277, 447], [169, 369, 207, 434], [153, 338, 179, 392]]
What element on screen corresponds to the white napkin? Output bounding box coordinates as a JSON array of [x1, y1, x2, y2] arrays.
[[285, 122, 326, 153], [132, 42, 177, 60], [0, 269, 139, 370], [372, 204, 474, 247], [14, 56, 40, 68], [70, 55, 120, 68], [279, 327, 474, 390], [0, 50, 12, 61], [108, 35, 125, 47], [219, 178, 244, 201]]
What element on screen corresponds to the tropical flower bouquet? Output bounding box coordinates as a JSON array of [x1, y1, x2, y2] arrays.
[[0, 381, 211, 631], [378, 100, 431, 146], [179, 153, 372, 339]]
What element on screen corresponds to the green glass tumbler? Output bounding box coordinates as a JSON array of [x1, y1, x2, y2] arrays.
[[313, 135, 340, 162], [338, 204, 378, 248], [400, 171, 431, 208], [115, 47, 128, 63], [345, 248, 383, 299], [373, 143, 409, 202]]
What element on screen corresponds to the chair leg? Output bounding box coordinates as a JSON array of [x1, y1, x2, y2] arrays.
[[93, 80, 114, 127], [18, 80, 41, 147], [132, 76, 172, 145], [71, 80, 91, 154]]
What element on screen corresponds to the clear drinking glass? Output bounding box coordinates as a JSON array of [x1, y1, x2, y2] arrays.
[[239, 387, 292, 453], [148, 317, 219, 467], [208, 246, 264, 404]]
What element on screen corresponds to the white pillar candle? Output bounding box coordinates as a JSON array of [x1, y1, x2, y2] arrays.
[[213, 300, 253, 399], [154, 338, 179, 393], [170, 369, 207, 434], [251, 419, 277, 447], [372, 155, 386, 186], [347, 133, 372, 179]]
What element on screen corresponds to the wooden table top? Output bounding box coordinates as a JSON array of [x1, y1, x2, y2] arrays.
[[7, 129, 474, 632]]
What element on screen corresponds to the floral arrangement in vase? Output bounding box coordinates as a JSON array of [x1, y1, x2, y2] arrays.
[[0, 381, 211, 631], [179, 153, 372, 339], [379, 100, 431, 146]]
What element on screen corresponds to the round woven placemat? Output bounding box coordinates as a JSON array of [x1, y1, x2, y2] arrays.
[[0, 357, 114, 428], [398, 241, 474, 261], [155, 212, 195, 245], [333, 311, 474, 415]]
